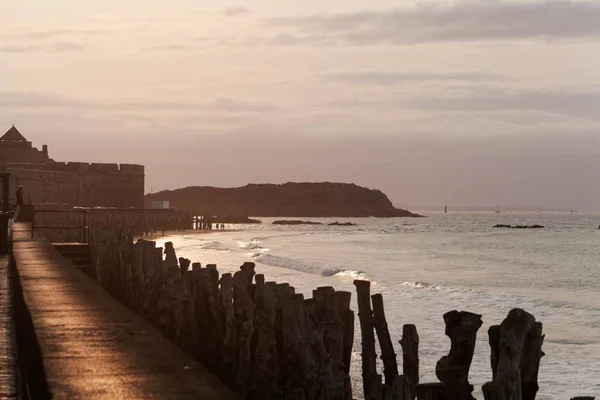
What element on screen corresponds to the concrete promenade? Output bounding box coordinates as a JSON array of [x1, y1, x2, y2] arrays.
[[0, 253, 17, 399], [11, 222, 238, 399]]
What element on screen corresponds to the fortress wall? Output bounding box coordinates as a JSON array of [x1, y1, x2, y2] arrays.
[[0, 143, 51, 164], [7, 167, 82, 205], [6, 162, 145, 208], [78, 165, 145, 208], [119, 164, 145, 175], [88, 163, 119, 173]]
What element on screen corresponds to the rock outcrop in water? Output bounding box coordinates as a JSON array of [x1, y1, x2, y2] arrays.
[[493, 224, 545, 229], [328, 222, 357, 226], [145, 182, 420, 217], [272, 220, 323, 226]]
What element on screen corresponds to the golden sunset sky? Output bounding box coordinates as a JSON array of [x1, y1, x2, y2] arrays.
[[2, 1, 599, 210]]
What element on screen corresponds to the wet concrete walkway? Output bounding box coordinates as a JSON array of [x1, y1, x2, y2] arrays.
[[0, 253, 17, 399], [11, 222, 238, 399]]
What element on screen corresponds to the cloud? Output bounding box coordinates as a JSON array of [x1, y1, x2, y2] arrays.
[[0, 41, 85, 53], [48, 42, 85, 52], [0, 91, 279, 114], [264, 1, 600, 44], [0, 26, 110, 41], [0, 44, 43, 53], [221, 7, 251, 17], [321, 70, 510, 85], [404, 88, 600, 120], [140, 43, 197, 51], [23, 27, 108, 39], [211, 97, 278, 112], [327, 87, 600, 120]]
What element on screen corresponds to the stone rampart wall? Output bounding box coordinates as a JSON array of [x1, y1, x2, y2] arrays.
[[8, 168, 81, 205], [0, 141, 49, 164], [6, 162, 145, 208]]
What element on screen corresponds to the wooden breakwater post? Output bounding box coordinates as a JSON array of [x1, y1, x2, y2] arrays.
[[193, 215, 213, 231], [86, 230, 591, 400], [351, 279, 558, 400], [88, 230, 355, 399]]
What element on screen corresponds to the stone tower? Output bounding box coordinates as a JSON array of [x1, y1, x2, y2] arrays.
[[0, 125, 52, 164]]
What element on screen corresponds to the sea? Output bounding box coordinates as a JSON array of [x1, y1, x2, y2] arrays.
[[153, 212, 600, 399]]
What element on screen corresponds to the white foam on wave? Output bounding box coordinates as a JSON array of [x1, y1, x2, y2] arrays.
[[335, 270, 369, 279], [254, 253, 368, 279], [400, 281, 441, 290], [236, 238, 263, 249], [399, 280, 473, 294], [246, 248, 271, 258], [200, 241, 230, 252]]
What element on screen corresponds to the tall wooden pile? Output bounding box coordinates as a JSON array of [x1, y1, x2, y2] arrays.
[[353, 280, 548, 400], [87, 230, 592, 400], [89, 230, 355, 399]]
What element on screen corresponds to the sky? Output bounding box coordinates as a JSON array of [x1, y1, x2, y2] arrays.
[[1, 0, 600, 211]]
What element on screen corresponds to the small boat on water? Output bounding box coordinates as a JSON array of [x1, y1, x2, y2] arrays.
[[495, 205, 500, 214]]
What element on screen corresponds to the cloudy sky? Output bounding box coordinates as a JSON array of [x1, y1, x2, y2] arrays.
[[2, 0, 600, 210]]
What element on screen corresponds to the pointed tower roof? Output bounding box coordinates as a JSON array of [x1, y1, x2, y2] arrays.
[[1, 125, 27, 141]]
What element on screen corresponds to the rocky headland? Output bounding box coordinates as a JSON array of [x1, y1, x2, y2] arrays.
[[146, 182, 420, 218], [493, 224, 545, 229]]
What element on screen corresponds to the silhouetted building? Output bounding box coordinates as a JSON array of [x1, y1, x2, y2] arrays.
[[0, 125, 52, 164], [1, 125, 145, 208]]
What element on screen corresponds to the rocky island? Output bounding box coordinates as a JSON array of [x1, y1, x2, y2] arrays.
[[493, 224, 545, 229], [273, 220, 323, 225], [146, 182, 420, 217]]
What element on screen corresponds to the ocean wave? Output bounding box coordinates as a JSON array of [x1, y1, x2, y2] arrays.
[[546, 338, 594, 346], [254, 254, 367, 279], [399, 280, 473, 294], [247, 248, 271, 258], [236, 239, 263, 249], [201, 241, 230, 252], [400, 281, 442, 290]]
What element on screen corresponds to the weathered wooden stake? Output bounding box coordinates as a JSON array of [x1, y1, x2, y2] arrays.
[[372, 293, 399, 386], [179, 257, 190, 278], [435, 311, 483, 400], [354, 280, 377, 400], [482, 309, 535, 400], [521, 322, 544, 400], [416, 383, 446, 400], [400, 324, 420, 400], [488, 325, 501, 380], [220, 273, 236, 384], [337, 291, 354, 400]]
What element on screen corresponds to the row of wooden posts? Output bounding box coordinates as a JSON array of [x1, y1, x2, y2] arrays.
[[193, 215, 214, 230], [87, 229, 592, 400], [354, 282, 549, 400], [90, 229, 355, 399]]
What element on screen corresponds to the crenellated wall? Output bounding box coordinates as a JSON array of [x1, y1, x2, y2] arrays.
[[7, 162, 145, 208], [0, 141, 51, 164], [1, 126, 145, 208]]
